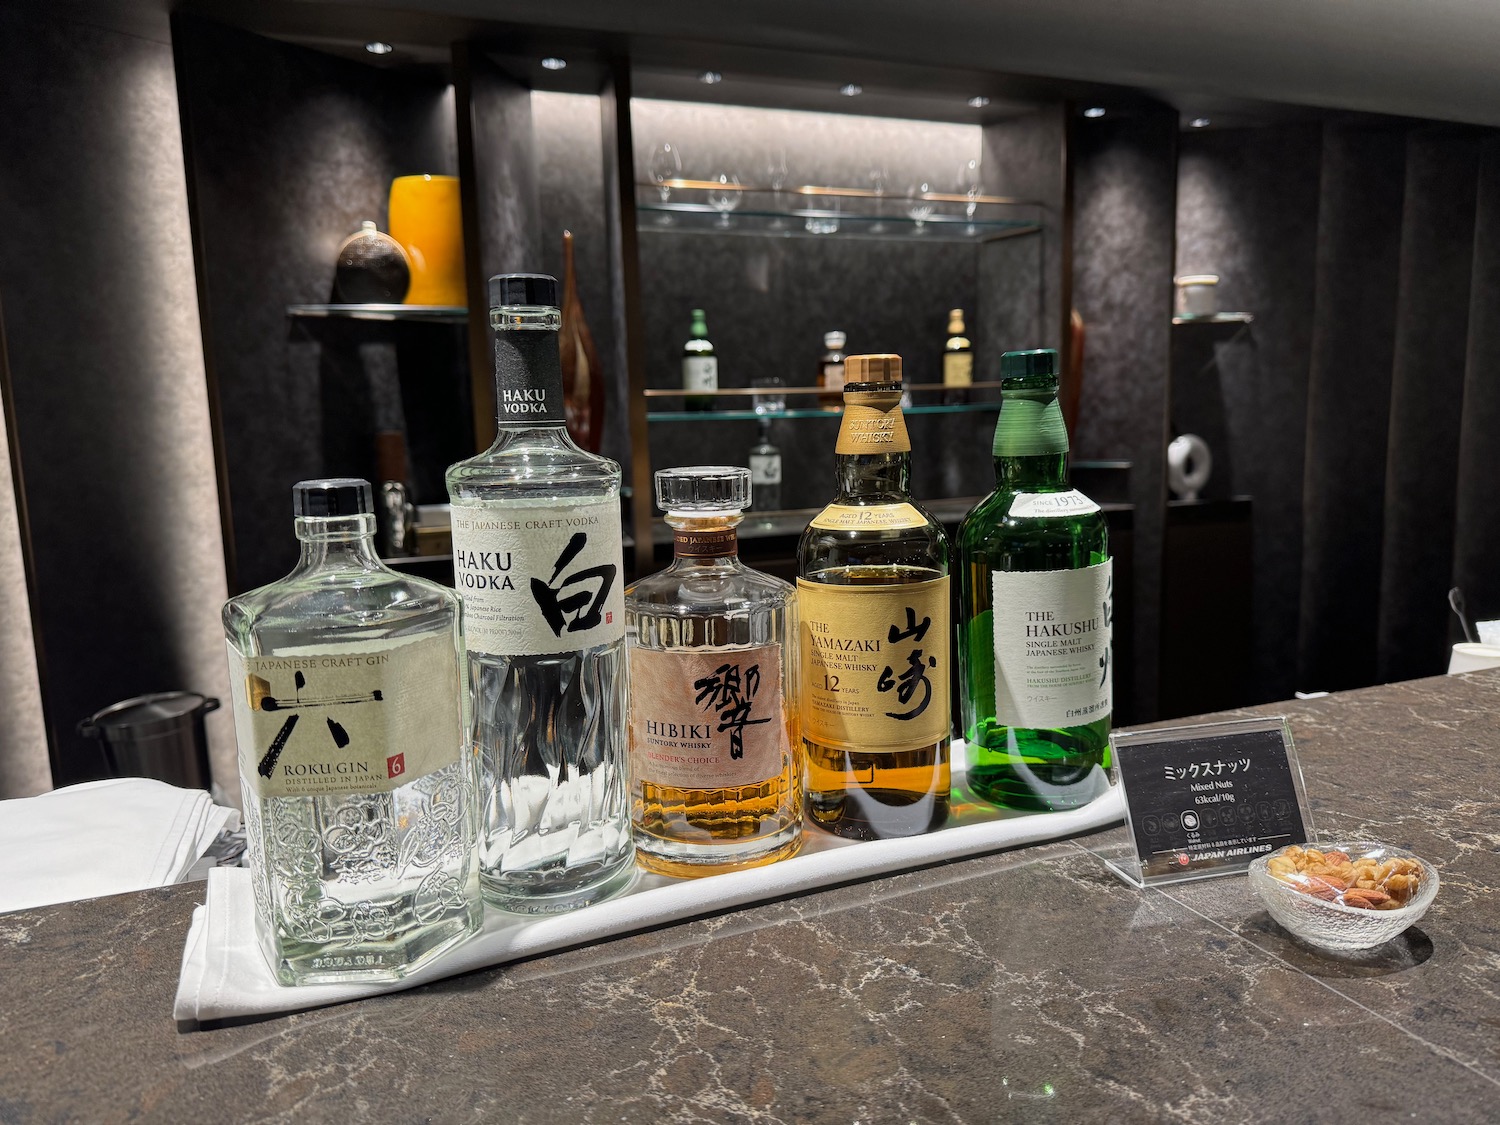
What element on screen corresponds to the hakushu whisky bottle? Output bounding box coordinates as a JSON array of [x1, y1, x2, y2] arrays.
[[957, 348, 1112, 811], [223, 479, 480, 985], [625, 467, 802, 876], [446, 274, 633, 912], [797, 353, 951, 839], [682, 308, 718, 411]]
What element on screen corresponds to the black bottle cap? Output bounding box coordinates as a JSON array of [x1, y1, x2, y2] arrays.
[[293, 478, 373, 517], [488, 273, 558, 310], [1000, 348, 1059, 380]]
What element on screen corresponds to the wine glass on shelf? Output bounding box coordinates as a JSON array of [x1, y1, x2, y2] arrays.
[[707, 170, 743, 227], [868, 167, 889, 232], [766, 149, 790, 227], [906, 182, 935, 233], [649, 142, 681, 203], [958, 158, 983, 232]]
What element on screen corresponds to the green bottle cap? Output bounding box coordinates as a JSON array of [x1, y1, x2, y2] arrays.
[[690, 308, 708, 336], [1000, 348, 1058, 381]]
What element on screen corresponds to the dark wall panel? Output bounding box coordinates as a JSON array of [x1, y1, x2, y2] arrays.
[[1377, 130, 1480, 682], [176, 16, 458, 593], [1174, 124, 1323, 703], [1298, 126, 1407, 691], [1071, 106, 1177, 721], [0, 7, 234, 787]]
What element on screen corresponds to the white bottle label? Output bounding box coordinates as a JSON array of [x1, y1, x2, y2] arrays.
[[683, 356, 718, 393], [451, 500, 625, 657], [823, 361, 845, 392], [750, 451, 782, 485], [1007, 490, 1101, 519], [992, 560, 1112, 730]]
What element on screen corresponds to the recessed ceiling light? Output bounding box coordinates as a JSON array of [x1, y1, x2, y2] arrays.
[[968, 96, 991, 108], [365, 41, 393, 55], [1191, 117, 1211, 128], [699, 70, 722, 85], [840, 83, 862, 97], [541, 57, 567, 71], [1083, 106, 1106, 118]]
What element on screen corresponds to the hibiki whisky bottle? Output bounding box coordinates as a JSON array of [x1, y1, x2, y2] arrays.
[[625, 467, 802, 875], [446, 274, 633, 912], [957, 348, 1112, 811], [797, 354, 952, 839], [223, 479, 480, 985]]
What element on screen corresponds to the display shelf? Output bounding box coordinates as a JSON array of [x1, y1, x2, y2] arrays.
[[647, 402, 1001, 422], [1171, 312, 1254, 325], [637, 200, 1040, 243], [286, 303, 468, 323]]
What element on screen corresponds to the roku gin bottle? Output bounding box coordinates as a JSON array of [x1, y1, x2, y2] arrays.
[[223, 479, 480, 985], [446, 274, 633, 912], [957, 349, 1112, 811], [625, 467, 802, 876]]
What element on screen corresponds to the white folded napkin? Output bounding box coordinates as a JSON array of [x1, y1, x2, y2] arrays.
[[1, 778, 239, 914], [175, 772, 1124, 1022]]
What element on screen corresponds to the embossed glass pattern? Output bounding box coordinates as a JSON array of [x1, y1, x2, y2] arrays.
[[224, 490, 480, 985]]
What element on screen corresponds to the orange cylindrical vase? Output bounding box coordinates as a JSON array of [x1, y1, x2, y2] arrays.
[[388, 174, 466, 306]]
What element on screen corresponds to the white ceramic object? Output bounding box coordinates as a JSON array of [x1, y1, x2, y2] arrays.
[[1167, 433, 1213, 501], [1175, 274, 1220, 317], [1448, 642, 1500, 674]]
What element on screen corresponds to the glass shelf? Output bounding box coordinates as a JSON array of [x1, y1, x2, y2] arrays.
[[648, 402, 1001, 422], [637, 201, 1040, 243], [1172, 312, 1254, 325], [287, 304, 468, 323]]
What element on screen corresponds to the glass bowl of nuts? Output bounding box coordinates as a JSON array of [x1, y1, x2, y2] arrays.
[[1249, 841, 1439, 952]]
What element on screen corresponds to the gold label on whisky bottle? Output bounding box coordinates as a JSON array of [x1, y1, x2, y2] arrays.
[[797, 576, 949, 752], [808, 502, 929, 532], [628, 645, 785, 789], [228, 633, 462, 800], [835, 390, 910, 455]]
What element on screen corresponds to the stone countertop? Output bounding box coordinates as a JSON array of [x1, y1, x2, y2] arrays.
[[3, 672, 1499, 1124]]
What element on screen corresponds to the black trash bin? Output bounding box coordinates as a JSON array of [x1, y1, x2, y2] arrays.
[[78, 692, 221, 790]]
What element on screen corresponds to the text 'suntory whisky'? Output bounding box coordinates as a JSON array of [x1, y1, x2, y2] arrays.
[[223, 479, 481, 985], [957, 348, 1112, 811], [626, 467, 802, 876], [796, 353, 952, 839], [446, 274, 633, 913]]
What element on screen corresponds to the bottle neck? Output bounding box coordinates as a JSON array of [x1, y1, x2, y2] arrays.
[[834, 384, 911, 501], [668, 514, 742, 567], [491, 311, 567, 432], [294, 515, 382, 571], [992, 384, 1070, 490]]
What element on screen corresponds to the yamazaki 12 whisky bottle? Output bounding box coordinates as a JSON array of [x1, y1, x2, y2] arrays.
[[625, 467, 802, 876], [957, 348, 1112, 812], [796, 354, 952, 839]]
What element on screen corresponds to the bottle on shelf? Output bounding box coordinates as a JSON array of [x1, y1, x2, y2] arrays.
[[373, 430, 415, 558], [682, 308, 718, 412], [943, 309, 974, 396], [625, 467, 803, 877], [223, 478, 480, 985], [956, 348, 1112, 812], [748, 419, 782, 513], [446, 273, 634, 913], [817, 330, 848, 411], [796, 354, 952, 840]]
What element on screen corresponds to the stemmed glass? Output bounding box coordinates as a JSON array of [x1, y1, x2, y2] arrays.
[[906, 182, 935, 233], [707, 170, 743, 227], [868, 167, 889, 232], [649, 142, 681, 203], [767, 149, 790, 228], [958, 158, 983, 232]]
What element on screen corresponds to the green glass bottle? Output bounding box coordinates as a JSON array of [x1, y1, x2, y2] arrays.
[[957, 348, 1112, 811]]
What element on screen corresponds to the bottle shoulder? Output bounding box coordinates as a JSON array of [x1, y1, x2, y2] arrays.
[[957, 487, 1109, 556], [224, 567, 459, 651], [447, 434, 621, 497], [798, 500, 950, 572], [627, 562, 793, 610]]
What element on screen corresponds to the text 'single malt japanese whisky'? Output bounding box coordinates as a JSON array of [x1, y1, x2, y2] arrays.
[[796, 353, 952, 839], [625, 467, 802, 876], [446, 274, 633, 912], [956, 348, 1112, 811], [223, 478, 481, 985]]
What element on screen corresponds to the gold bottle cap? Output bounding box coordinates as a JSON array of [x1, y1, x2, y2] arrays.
[[947, 309, 965, 332], [844, 353, 902, 385]]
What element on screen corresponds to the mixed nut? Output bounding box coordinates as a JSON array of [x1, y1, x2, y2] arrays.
[[1266, 845, 1423, 910]]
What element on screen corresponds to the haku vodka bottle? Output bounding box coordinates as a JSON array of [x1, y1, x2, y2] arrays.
[[796, 353, 952, 839], [223, 479, 480, 985], [446, 274, 633, 912], [682, 308, 718, 411], [956, 348, 1112, 811], [625, 467, 802, 876]]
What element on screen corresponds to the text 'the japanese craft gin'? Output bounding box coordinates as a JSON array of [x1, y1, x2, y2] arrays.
[[957, 348, 1112, 811], [625, 467, 802, 876], [223, 479, 481, 985], [446, 274, 633, 912], [796, 353, 951, 839]]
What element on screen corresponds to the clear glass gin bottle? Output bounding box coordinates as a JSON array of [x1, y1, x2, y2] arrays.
[[223, 479, 480, 985], [957, 349, 1112, 811], [796, 354, 952, 839], [446, 273, 634, 912], [625, 467, 802, 876]]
